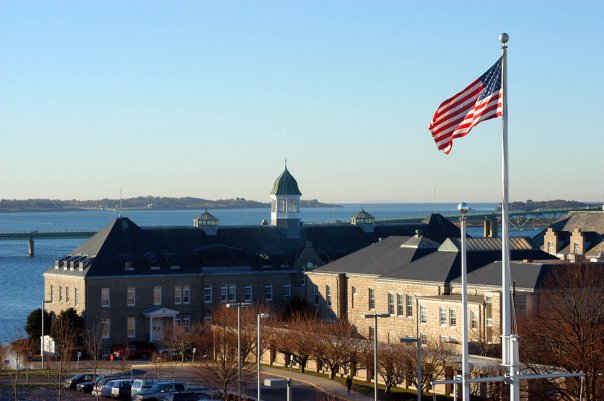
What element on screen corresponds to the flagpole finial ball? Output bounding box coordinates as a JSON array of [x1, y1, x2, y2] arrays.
[[458, 202, 470, 215], [499, 33, 509, 44]]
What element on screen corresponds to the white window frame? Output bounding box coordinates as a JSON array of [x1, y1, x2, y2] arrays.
[[220, 284, 228, 303], [65, 287, 70, 304], [470, 309, 478, 329], [283, 283, 291, 301], [50, 285, 55, 303], [101, 288, 110, 308], [153, 286, 162, 306], [244, 284, 252, 303], [74, 287, 79, 306], [326, 285, 332, 306], [127, 287, 136, 307], [368, 288, 375, 310], [204, 284, 212, 304], [388, 293, 394, 315], [183, 315, 191, 332], [175, 286, 182, 305], [127, 317, 136, 338], [406, 295, 413, 317], [449, 308, 457, 327], [439, 307, 447, 326], [228, 284, 236, 303], [264, 283, 273, 302], [183, 285, 190, 304], [351, 286, 356, 309], [397, 294, 404, 316], [59, 286, 63, 303], [420, 305, 427, 324], [313, 284, 320, 305]]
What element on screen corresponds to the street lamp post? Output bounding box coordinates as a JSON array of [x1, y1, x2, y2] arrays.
[[226, 302, 250, 401], [363, 313, 390, 401], [41, 299, 51, 370], [257, 313, 271, 401], [401, 336, 422, 401]]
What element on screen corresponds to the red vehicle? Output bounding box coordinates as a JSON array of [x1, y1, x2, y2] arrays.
[[111, 341, 156, 360]]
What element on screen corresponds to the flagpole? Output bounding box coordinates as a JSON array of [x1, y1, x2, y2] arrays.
[[499, 32, 518, 401]]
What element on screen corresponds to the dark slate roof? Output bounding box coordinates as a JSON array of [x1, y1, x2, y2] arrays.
[[270, 167, 302, 196], [352, 209, 375, 220], [194, 210, 219, 222], [459, 261, 557, 290], [313, 236, 428, 275]]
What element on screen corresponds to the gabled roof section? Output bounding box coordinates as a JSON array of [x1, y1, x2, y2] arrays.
[[401, 235, 440, 250], [420, 214, 462, 243], [313, 236, 428, 275], [550, 211, 604, 233], [270, 166, 302, 196]]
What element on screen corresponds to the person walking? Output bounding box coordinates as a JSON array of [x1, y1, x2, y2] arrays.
[[346, 376, 352, 393]]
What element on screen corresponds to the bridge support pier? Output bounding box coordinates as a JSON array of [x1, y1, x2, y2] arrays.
[[28, 238, 34, 257]]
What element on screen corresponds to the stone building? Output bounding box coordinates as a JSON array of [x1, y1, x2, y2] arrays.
[[306, 233, 558, 352], [538, 210, 604, 262], [43, 165, 458, 347]]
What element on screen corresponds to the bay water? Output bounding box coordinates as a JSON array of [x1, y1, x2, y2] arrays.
[[1, 202, 527, 344]]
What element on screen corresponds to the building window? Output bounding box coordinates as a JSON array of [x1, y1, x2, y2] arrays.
[[420, 305, 427, 324], [368, 288, 375, 310], [470, 310, 478, 329], [368, 326, 375, 341], [313, 284, 320, 305], [283, 283, 291, 300], [449, 308, 457, 327], [406, 295, 413, 317], [204, 284, 212, 304], [397, 294, 404, 316], [221, 284, 228, 303], [440, 335, 448, 343], [420, 333, 427, 343], [175, 315, 181, 327], [127, 287, 136, 307], [388, 293, 395, 315], [74, 288, 79, 306], [127, 317, 135, 338], [485, 296, 493, 327], [228, 284, 236, 303], [204, 312, 212, 324], [101, 318, 110, 339], [153, 286, 162, 306], [183, 315, 191, 332], [50, 285, 54, 303], [547, 241, 554, 254], [244, 284, 252, 302], [101, 288, 110, 308], [264, 283, 273, 302], [439, 307, 447, 326], [183, 285, 190, 304], [449, 336, 458, 343], [574, 242, 581, 254], [325, 285, 332, 306], [351, 286, 356, 309], [59, 286, 63, 303], [175, 286, 182, 305], [65, 287, 70, 303]]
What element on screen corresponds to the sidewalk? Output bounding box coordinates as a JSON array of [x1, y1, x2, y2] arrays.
[[262, 366, 373, 401]]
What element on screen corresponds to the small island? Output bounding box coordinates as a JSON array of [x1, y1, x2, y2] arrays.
[[0, 196, 341, 213]]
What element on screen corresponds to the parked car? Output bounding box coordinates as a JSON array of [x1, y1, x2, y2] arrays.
[[110, 379, 135, 399], [111, 341, 156, 360], [131, 381, 187, 401], [131, 378, 158, 397], [92, 379, 119, 397], [64, 373, 98, 390], [162, 392, 212, 401], [77, 375, 109, 393]]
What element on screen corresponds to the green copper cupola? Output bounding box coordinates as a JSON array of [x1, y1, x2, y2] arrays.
[[270, 162, 302, 237]]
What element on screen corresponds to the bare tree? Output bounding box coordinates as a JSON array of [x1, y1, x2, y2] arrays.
[[400, 339, 453, 396], [193, 305, 254, 401], [163, 324, 194, 364], [519, 263, 604, 401], [8, 334, 30, 401], [84, 317, 106, 401], [272, 313, 318, 373], [376, 342, 408, 395], [313, 319, 359, 379], [52, 311, 81, 401]]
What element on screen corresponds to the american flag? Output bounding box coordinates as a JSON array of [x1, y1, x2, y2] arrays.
[[429, 57, 503, 154]]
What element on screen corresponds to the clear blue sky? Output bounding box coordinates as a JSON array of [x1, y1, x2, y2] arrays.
[[1, 1, 602, 203]]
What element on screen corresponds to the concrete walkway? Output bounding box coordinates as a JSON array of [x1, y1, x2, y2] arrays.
[[262, 366, 373, 401]]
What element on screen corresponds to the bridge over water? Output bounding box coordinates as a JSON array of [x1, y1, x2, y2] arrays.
[[0, 206, 601, 256]]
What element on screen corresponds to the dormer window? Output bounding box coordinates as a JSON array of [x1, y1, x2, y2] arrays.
[[120, 254, 135, 271], [164, 253, 179, 270], [145, 253, 160, 270]]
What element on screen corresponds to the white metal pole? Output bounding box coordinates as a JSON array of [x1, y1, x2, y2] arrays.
[[459, 203, 470, 401]]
